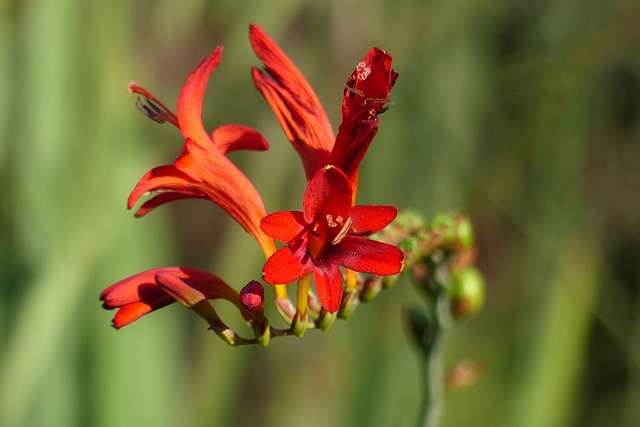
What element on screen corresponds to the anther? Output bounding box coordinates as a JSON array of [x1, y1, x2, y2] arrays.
[[135, 97, 179, 126], [128, 82, 179, 127]]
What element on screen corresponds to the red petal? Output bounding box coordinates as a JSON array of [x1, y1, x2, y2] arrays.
[[260, 211, 306, 243], [211, 124, 269, 154], [101, 267, 240, 328], [262, 242, 313, 285], [101, 270, 168, 307], [328, 236, 404, 276], [249, 24, 334, 179], [127, 165, 198, 211], [112, 302, 161, 329], [313, 259, 343, 313], [303, 166, 353, 224], [133, 192, 206, 218], [349, 205, 397, 236], [172, 144, 274, 252], [177, 47, 223, 147], [330, 115, 378, 181]]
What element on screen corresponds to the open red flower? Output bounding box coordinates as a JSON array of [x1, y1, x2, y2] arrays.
[[128, 46, 275, 255], [250, 24, 398, 187], [100, 267, 242, 329], [260, 165, 404, 313]]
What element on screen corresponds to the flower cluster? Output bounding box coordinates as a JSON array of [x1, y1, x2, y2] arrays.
[[100, 25, 404, 345]]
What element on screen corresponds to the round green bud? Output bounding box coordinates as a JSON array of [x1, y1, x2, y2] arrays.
[[455, 216, 474, 249], [429, 213, 458, 245], [448, 267, 485, 320]]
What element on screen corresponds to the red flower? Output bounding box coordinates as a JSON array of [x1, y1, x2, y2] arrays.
[[250, 24, 398, 187], [100, 267, 242, 329], [260, 166, 404, 313], [128, 46, 275, 255]]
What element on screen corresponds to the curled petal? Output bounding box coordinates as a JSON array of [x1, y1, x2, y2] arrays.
[[250, 24, 334, 179], [211, 124, 270, 154], [262, 241, 314, 285], [313, 259, 343, 313], [328, 236, 404, 276], [177, 46, 223, 146], [127, 165, 200, 213], [349, 205, 397, 236], [261, 211, 307, 243], [133, 192, 207, 218]]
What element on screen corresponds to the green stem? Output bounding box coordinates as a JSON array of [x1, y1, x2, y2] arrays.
[[417, 324, 445, 427]]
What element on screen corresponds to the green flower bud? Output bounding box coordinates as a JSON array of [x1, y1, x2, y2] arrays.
[[455, 216, 474, 249], [361, 276, 383, 302], [291, 309, 309, 337], [338, 290, 360, 320], [317, 309, 337, 331], [429, 213, 475, 249], [448, 267, 485, 320], [395, 209, 425, 232]]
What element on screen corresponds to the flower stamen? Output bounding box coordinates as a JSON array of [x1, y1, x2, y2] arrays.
[[331, 216, 352, 246], [128, 82, 179, 127]]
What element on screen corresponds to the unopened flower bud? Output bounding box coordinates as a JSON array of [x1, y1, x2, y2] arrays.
[[338, 289, 360, 320], [429, 213, 458, 246], [429, 213, 475, 249], [291, 309, 308, 337], [455, 216, 474, 249], [317, 308, 337, 331], [240, 280, 265, 312], [361, 276, 383, 302], [448, 267, 485, 320]]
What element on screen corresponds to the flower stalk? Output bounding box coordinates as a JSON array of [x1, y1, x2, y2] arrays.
[[384, 211, 484, 427]]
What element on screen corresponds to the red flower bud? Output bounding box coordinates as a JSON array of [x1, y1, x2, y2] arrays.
[[240, 280, 265, 312]]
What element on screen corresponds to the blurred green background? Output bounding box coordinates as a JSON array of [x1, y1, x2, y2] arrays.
[[1, 0, 639, 426]]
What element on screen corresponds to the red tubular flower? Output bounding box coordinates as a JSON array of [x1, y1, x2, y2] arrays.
[[250, 24, 398, 187], [100, 267, 242, 329], [128, 46, 275, 255], [260, 166, 404, 313]]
